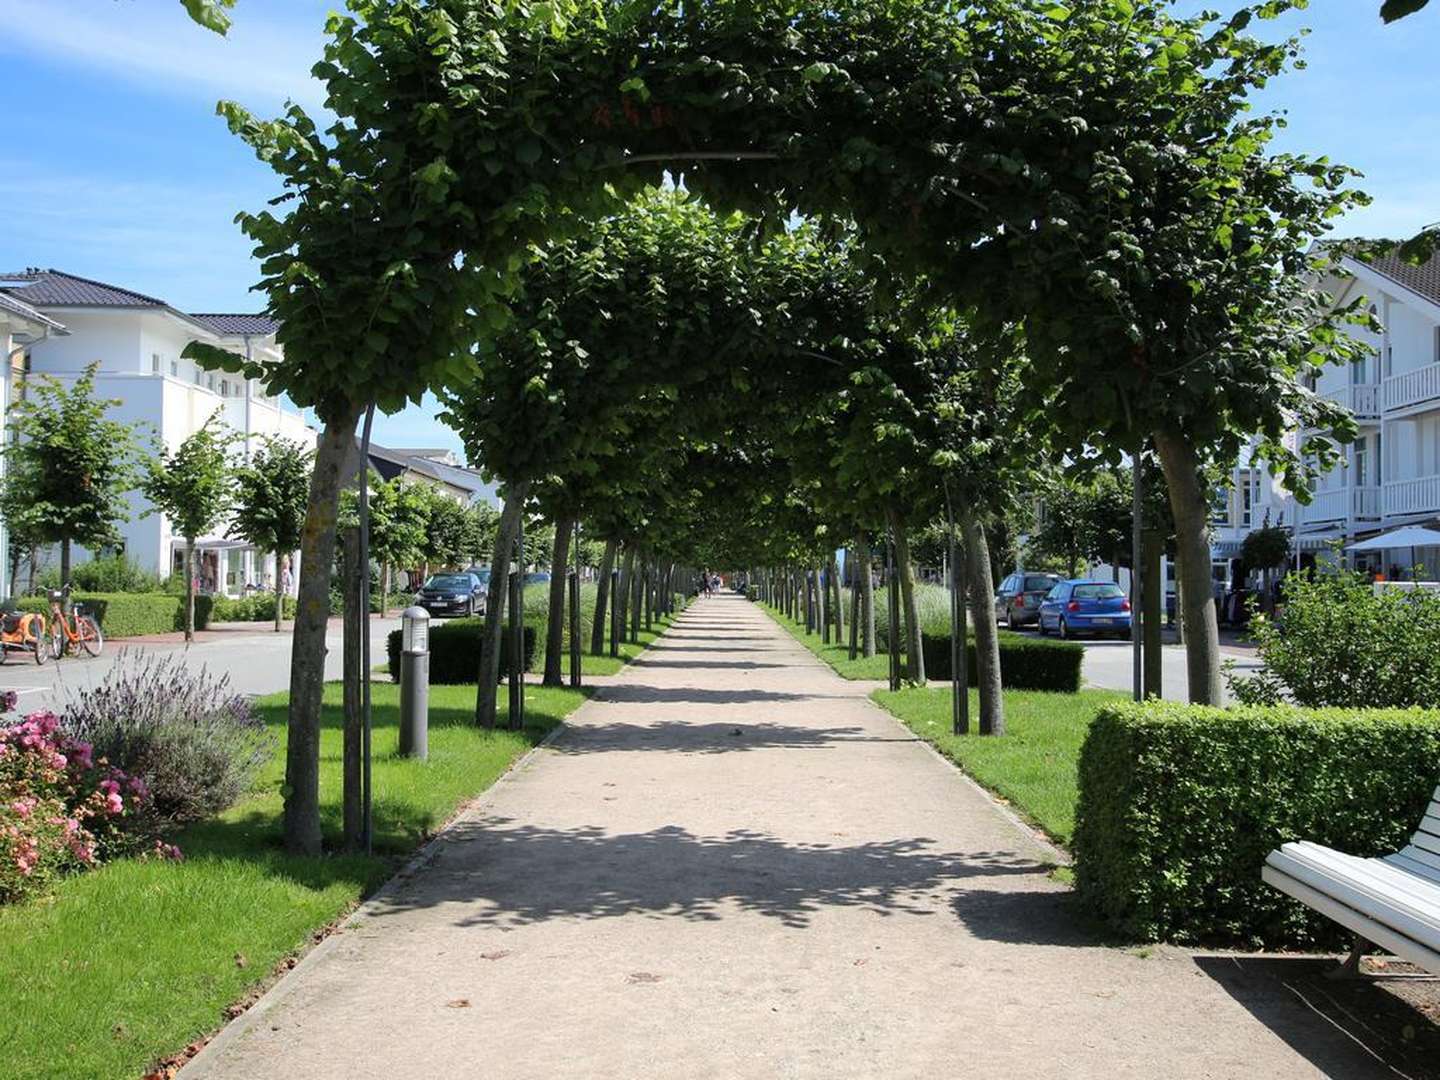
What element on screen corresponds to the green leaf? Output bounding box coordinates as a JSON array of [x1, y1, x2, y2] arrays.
[[1381, 0, 1429, 22], [180, 0, 234, 35], [516, 139, 543, 165]]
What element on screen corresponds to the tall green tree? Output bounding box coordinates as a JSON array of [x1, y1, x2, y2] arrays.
[[142, 415, 237, 642], [366, 475, 430, 615], [229, 437, 313, 632], [0, 364, 149, 597]]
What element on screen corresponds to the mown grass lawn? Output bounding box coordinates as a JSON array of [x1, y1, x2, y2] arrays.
[[871, 686, 1125, 845], [570, 613, 679, 676], [762, 602, 895, 679], [0, 682, 588, 1080]]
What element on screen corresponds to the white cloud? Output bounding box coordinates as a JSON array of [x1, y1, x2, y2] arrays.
[[0, 0, 330, 111]]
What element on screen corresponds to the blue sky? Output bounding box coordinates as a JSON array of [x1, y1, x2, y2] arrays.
[[2, 0, 1437, 462]]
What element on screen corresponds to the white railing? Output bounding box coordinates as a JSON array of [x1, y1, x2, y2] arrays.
[[1352, 486, 1382, 520], [1384, 476, 1440, 517], [1299, 488, 1347, 525], [1324, 383, 1380, 418], [1383, 363, 1440, 412]]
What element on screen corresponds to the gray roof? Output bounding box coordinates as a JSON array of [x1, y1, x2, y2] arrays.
[[366, 442, 490, 497], [0, 292, 67, 333], [0, 268, 168, 308], [190, 313, 281, 336], [1365, 248, 1440, 307]]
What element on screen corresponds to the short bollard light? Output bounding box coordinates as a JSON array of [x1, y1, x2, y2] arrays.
[[399, 606, 430, 760]]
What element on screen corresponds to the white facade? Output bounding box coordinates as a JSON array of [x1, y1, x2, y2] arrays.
[[4, 275, 316, 597], [1213, 253, 1440, 581]]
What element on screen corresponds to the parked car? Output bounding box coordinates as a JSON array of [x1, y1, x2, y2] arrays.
[[523, 572, 551, 587], [415, 572, 487, 618], [993, 571, 1062, 628], [1036, 579, 1131, 639]]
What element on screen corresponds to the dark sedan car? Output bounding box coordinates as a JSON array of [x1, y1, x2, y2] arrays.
[[993, 571, 1062, 629], [415, 572, 487, 618]]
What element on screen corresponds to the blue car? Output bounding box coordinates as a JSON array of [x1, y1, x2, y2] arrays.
[[1036, 579, 1132, 639]]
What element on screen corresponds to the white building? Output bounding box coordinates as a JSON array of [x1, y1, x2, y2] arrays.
[[0, 269, 317, 596], [1212, 248, 1440, 583]]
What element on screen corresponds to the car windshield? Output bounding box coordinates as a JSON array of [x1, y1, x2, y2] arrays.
[[1073, 583, 1125, 600], [426, 575, 471, 590], [1024, 575, 1058, 591]]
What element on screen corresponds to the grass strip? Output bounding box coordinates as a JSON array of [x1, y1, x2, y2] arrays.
[[761, 602, 895, 679], [0, 681, 588, 1080], [870, 685, 1124, 845]]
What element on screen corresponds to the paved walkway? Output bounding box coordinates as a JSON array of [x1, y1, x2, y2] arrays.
[[184, 595, 1420, 1079]]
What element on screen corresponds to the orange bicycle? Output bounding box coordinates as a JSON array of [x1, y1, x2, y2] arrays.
[[0, 607, 47, 665], [48, 586, 103, 660]]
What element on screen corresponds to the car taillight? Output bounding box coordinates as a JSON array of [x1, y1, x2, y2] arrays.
[[1013, 596, 1025, 608], [1121, 599, 1131, 611], [1066, 601, 1080, 612]]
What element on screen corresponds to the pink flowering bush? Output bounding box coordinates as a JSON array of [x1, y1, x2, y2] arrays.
[[0, 711, 171, 904]]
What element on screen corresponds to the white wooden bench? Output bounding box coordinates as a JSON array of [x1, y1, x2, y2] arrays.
[[1262, 785, 1440, 976]]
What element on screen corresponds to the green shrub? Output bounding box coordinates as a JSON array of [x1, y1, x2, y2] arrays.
[[210, 593, 297, 623], [15, 593, 213, 637], [921, 631, 1083, 692], [1228, 570, 1440, 708], [60, 654, 275, 823], [1073, 700, 1440, 946], [385, 618, 537, 684], [35, 555, 164, 595]]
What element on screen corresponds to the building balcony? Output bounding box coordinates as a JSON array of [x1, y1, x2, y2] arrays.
[[1322, 383, 1380, 421], [1384, 475, 1440, 518], [1298, 486, 1383, 526], [1383, 362, 1440, 413]]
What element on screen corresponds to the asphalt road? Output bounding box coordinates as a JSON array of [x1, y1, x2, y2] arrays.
[[1072, 636, 1262, 703], [0, 618, 402, 715]]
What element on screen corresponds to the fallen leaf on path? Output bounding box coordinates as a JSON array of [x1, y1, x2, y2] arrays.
[[480, 950, 511, 961], [446, 999, 472, 1009], [627, 972, 663, 984]]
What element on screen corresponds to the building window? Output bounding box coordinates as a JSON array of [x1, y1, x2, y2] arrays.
[[220, 379, 230, 397], [151, 352, 162, 374], [1376, 432, 1383, 484], [1209, 487, 1230, 527], [1354, 439, 1368, 488], [170, 358, 178, 376], [1240, 477, 1253, 526]]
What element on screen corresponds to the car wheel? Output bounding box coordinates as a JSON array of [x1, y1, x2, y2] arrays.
[[1058, 617, 1070, 640], [1036, 616, 1048, 636], [1005, 608, 1016, 630]]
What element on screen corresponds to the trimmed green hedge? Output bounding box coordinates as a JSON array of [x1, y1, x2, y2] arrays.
[[920, 632, 1083, 692], [15, 592, 213, 636], [1074, 701, 1440, 947], [385, 618, 537, 684]]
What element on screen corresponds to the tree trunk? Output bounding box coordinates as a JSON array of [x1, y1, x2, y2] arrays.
[[60, 538, 71, 600], [857, 535, 876, 657], [274, 553, 285, 632], [283, 406, 361, 856], [617, 545, 636, 643], [1142, 528, 1164, 699], [1152, 426, 1222, 704], [184, 537, 196, 643], [829, 550, 845, 643], [543, 514, 574, 687], [341, 526, 363, 851], [380, 562, 391, 619], [591, 538, 617, 655], [887, 504, 926, 685], [476, 483, 529, 729], [961, 505, 1004, 736]]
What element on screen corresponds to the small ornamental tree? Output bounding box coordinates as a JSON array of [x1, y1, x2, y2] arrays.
[[367, 475, 429, 614], [229, 437, 312, 632], [0, 364, 148, 597], [142, 415, 237, 642], [1241, 517, 1293, 617], [421, 489, 472, 572]]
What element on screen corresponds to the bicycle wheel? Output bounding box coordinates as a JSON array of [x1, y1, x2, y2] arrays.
[[78, 616, 103, 657], [34, 619, 50, 666], [48, 621, 63, 662]]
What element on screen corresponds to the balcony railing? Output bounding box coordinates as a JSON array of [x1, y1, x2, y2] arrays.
[[1299, 488, 1346, 525], [1297, 485, 1383, 525], [1383, 362, 1440, 412], [1384, 476, 1440, 517], [1323, 383, 1380, 419]]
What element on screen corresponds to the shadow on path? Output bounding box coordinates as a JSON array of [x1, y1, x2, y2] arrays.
[[375, 820, 1048, 930], [1194, 955, 1440, 1080], [554, 720, 920, 755], [592, 686, 857, 706]]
